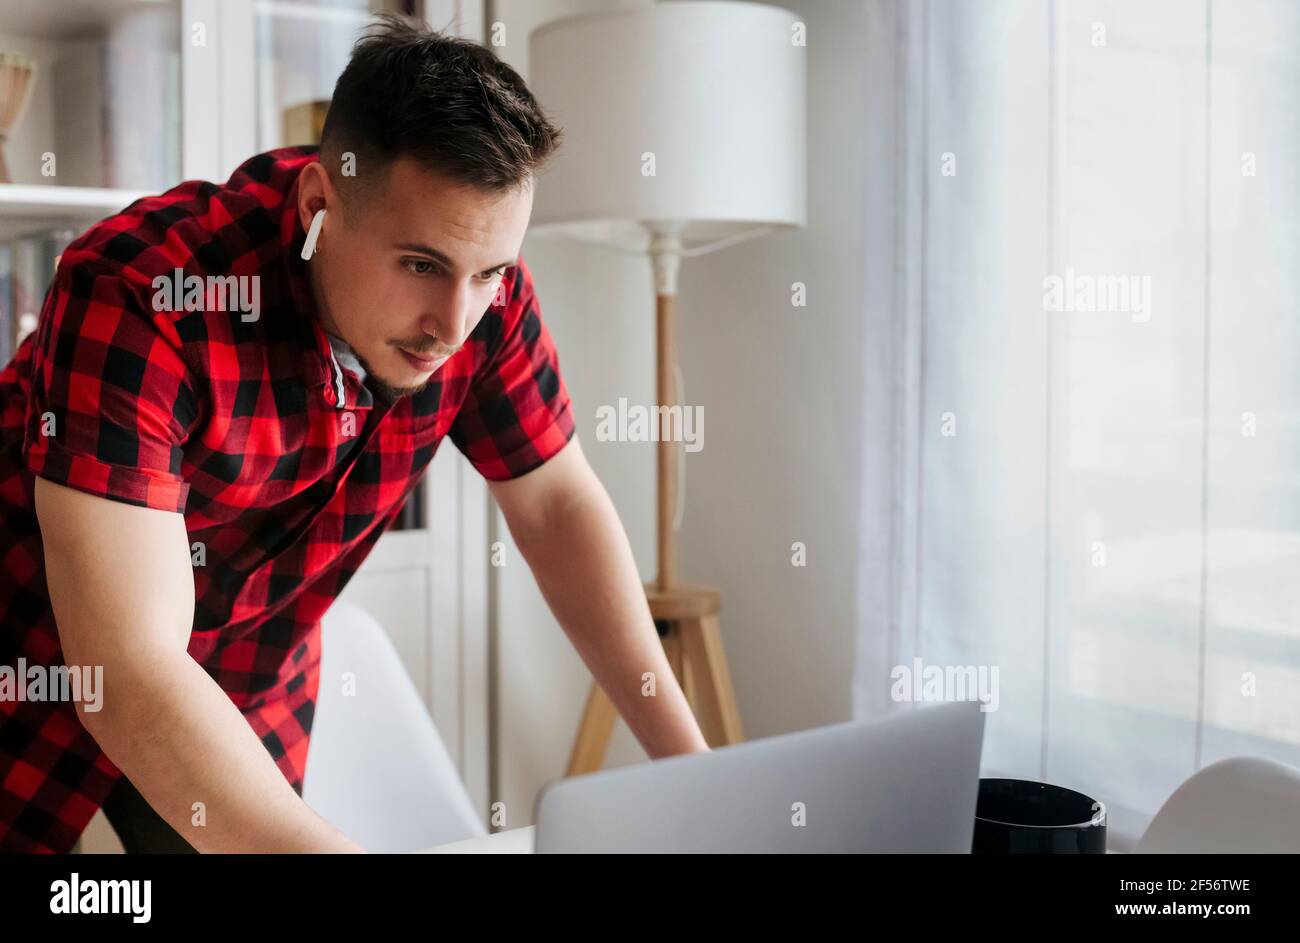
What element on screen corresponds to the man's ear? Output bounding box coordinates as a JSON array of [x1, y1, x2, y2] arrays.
[[297, 161, 334, 235]]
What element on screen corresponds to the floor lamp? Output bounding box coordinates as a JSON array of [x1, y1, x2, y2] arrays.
[[527, 2, 806, 773]]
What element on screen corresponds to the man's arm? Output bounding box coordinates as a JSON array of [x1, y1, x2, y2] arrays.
[[35, 477, 362, 853], [487, 435, 710, 759]]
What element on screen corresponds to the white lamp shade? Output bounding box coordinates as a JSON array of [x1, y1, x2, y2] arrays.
[[527, 1, 806, 253]]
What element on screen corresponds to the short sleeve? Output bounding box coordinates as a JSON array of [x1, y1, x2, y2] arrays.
[[448, 257, 575, 481], [22, 261, 199, 512]]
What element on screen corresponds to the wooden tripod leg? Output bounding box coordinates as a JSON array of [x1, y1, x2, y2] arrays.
[[679, 614, 745, 746], [674, 622, 698, 706], [661, 622, 683, 687], [565, 680, 618, 776]]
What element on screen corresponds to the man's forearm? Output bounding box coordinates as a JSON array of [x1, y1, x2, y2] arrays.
[[511, 479, 710, 760], [80, 648, 362, 853]]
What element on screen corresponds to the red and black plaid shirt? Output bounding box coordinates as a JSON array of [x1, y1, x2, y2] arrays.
[[0, 146, 574, 852]]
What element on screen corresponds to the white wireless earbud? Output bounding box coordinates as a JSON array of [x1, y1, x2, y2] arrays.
[[301, 208, 326, 260]]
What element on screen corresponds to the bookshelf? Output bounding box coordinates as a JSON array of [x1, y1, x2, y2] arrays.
[[0, 184, 148, 216]]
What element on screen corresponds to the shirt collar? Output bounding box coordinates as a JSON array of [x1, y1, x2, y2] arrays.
[[326, 331, 373, 409], [279, 161, 374, 412]]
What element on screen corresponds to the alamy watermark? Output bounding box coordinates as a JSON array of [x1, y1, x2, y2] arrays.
[[595, 397, 704, 452], [151, 268, 261, 322], [0, 660, 102, 712], [50, 873, 150, 923], [1043, 268, 1152, 322], [890, 657, 999, 712]]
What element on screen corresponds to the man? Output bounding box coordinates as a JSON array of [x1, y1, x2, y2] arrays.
[[0, 18, 708, 853]]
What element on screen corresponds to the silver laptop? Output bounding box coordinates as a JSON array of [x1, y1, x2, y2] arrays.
[[533, 701, 986, 853]]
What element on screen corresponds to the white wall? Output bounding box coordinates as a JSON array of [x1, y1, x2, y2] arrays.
[[490, 0, 868, 827]]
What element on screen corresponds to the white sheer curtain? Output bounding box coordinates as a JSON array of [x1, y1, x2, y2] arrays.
[[854, 0, 1300, 850]]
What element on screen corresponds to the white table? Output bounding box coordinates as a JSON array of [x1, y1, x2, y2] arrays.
[[416, 826, 535, 854]]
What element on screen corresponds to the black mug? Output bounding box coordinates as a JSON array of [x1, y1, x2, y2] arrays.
[[972, 778, 1107, 853]]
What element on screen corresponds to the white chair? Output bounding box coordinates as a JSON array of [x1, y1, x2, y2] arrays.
[[1136, 756, 1300, 853], [303, 602, 487, 852]]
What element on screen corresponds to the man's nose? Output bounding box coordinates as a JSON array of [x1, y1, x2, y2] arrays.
[[423, 286, 475, 350]]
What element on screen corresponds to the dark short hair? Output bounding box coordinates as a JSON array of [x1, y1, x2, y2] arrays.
[[320, 14, 562, 198]]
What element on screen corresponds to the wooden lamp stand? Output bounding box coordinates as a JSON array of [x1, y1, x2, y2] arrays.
[[565, 227, 746, 776]]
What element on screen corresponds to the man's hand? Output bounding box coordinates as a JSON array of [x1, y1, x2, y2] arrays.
[[35, 477, 363, 852], [487, 435, 711, 759]]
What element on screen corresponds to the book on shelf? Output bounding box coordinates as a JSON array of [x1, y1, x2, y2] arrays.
[[0, 244, 12, 368], [393, 479, 426, 532], [3, 228, 76, 365]]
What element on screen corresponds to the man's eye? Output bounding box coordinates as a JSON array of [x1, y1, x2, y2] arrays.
[[403, 259, 437, 276], [403, 260, 505, 281]]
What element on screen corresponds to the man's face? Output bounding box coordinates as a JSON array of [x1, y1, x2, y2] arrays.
[[300, 156, 534, 400]]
